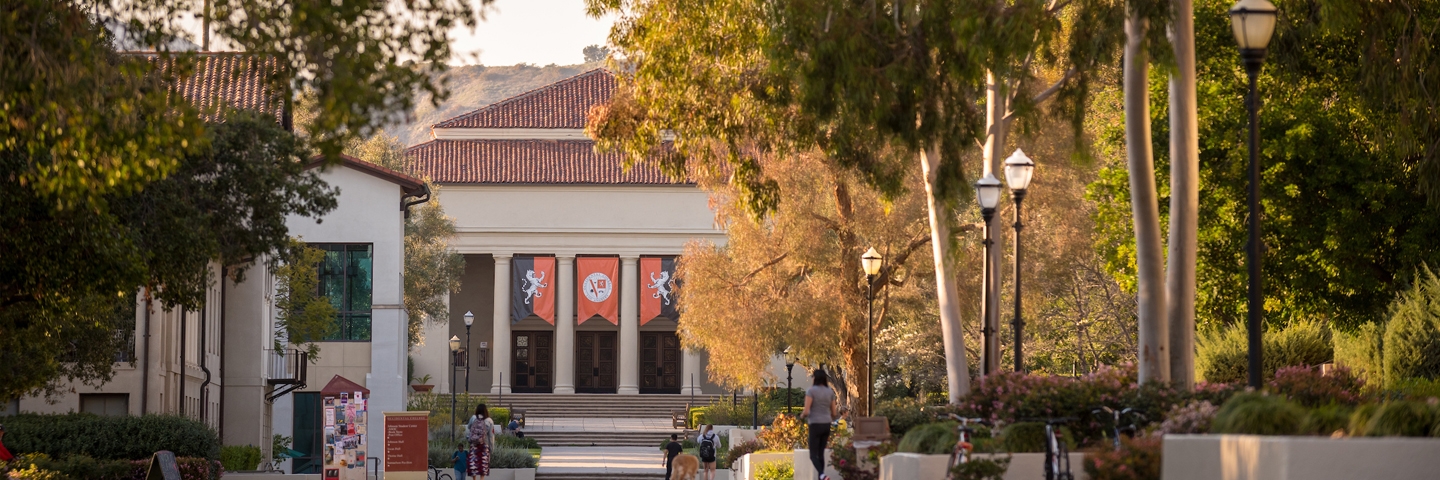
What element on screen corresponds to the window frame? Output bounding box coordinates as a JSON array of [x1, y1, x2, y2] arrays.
[[312, 243, 375, 342]]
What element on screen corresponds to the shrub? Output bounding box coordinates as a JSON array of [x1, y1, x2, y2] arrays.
[[758, 414, 806, 451], [1198, 320, 1332, 384], [830, 440, 895, 480], [952, 456, 1010, 480], [407, 393, 509, 430], [1298, 404, 1351, 436], [1210, 392, 1304, 435], [1159, 400, 1217, 435], [1, 453, 218, 480], [428, 440, 457, 469], [496, 433, 540, 450], [1, 414, 220, 461], [897, 422, 956, 455], [1387, 377, 1440, 401], [1083, 435, 1162, 480], [998, 422, 1050, 453], [1384, 267, 1440, 383], [1268, 365, 1366, 407], [1347, 403, 1380, 436], [874, 397, 932, 437], [490, 447, 537, 469], [1363, 401, 1438, 437], [1334, 321, 1386, 387], [754, 459, 794, 480], [725, 439, 763, 469], [219, 445, 261, 472]]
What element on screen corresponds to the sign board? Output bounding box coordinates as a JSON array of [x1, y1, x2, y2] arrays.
[[319, 377, 370, 480], [852, 416, 892, 442], [384, 411, 430, 476], [145, 451, 180, 480]]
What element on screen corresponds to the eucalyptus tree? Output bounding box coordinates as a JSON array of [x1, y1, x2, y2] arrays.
[[586, 0, 1149, 400]]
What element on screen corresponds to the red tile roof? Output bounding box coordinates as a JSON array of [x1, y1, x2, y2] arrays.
[[144, 53, 288, 124], [405, 139, 687, 185], [431, 69, 615, 129]]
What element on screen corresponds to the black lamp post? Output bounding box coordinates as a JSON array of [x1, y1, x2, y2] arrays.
[[464, 311, 475, 393], [1229, 0, 1278, 389], [974, 174, 1003, 376], [448, 335, 460, 444], [860, 247, 883, 417], [783, 346, 797, 414], [1003, 149, 1035, 373]]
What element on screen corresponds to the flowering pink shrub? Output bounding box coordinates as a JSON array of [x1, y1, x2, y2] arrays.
[[1083, 435, 1162, 480], [1159, 400, 1217, 434], [1268, 365, 1367, 407]]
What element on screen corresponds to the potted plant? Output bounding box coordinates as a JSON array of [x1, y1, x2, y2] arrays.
[[410, 374, 434, 392]]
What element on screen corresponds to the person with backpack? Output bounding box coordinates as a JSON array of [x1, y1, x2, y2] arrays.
[[466, 404, 496, 479], [801, 369, 839, 480], [697, 424, 719, 480]]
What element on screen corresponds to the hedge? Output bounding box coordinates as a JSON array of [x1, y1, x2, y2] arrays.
[[1197, 320, 1332, 384], [2, 414, 219, 461], [1383, 267, 1440, 383], [1, 453, 220, 480]]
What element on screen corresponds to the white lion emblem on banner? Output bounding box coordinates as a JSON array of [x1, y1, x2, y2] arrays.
[[522, 269, 548, 304], [648, 271, 673, 305]]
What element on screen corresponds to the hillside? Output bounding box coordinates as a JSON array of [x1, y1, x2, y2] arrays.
[[390, 61, 605, 147]]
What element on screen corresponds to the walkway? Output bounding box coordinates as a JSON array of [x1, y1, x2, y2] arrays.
[[537, 446, 667, 478]]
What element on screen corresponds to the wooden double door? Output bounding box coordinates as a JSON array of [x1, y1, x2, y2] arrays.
[[576, 331, 618, 393], [641, 332, 682, 394], [512, 331, 553, 393]]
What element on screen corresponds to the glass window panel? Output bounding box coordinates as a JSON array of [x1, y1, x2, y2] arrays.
[[346, 314, 371, 341], [346, 245, 372, 311]]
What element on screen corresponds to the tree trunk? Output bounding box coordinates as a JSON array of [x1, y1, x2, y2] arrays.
[[981, 71, 1010, 377], [920, 144, 972, 402], [1124, 14, 1170, 384], [1166, 0, 1199, 388]]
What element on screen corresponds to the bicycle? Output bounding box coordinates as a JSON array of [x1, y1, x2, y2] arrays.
[[428, 464, 455, 480], [940, 413, 990, 480], [1092, 406, 1146, 450], [1021, 417, 1076, 480]]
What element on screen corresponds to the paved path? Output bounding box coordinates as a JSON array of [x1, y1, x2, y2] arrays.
[[525, 417, 676, 432], [537, 446, 667, 476]]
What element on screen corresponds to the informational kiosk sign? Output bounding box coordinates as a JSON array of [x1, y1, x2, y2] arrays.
[[319, 375, 370, 480], [383, 411, 429, 480]]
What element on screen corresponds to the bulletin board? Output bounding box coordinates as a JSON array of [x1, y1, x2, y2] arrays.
[[318, 375, 370, 480]]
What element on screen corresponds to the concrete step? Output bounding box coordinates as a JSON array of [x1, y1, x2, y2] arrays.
[[535, 474, 665, 480], [489, 394, 723, 419], [525, 430, 673, 448]]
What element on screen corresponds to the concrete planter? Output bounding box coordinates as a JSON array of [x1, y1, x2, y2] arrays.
[[727, 427, 760, 448], [1163, 434, 1440, 480], [792, 449, 840, 480], [736, 452, 792, 480], [482, 468, 537, 480], [879, 452, 1088, 480], [221, 474, 320, 479]]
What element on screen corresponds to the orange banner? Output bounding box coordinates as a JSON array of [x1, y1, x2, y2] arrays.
[[576, 257, 620, 324], [640, 257, 679, 325]]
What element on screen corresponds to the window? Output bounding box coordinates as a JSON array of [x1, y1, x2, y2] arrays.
[[80, 394, 129, 416], [315, 244, 373, 341]]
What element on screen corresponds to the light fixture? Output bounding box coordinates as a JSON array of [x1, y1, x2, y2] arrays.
[[464, 310, 475, 327], [1003, 149, 1035, 192], [1229, 0, 1278, 51], [975, 174, 1003, 211], [861, 248, 883, 276], [449, 335, 460, 352], [784, 346, 798, 367]]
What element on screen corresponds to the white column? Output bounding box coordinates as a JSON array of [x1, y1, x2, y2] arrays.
[[554, 256, 576, 394], [492, 255, 512, 394], [682, 348, 702, 396], [618, 256, 640, 394]]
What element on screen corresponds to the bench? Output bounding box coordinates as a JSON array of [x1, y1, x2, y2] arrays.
[[671, 408, 688, 429], [510, 407, 527, 428]]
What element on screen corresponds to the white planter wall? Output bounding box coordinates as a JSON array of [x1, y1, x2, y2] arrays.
[[736, 452, 793, 480], [792, 449, 840, 480], [1164, 434, 1440, 480], [879, 452, 1088, 480]]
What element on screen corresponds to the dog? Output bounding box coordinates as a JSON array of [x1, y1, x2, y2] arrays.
[[670, 453, 700, 480]]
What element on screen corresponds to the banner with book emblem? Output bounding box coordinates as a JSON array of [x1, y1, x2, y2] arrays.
[[640, 257, 679, 325], [511, 256, 555, 324], [576, 257, 620, 324]]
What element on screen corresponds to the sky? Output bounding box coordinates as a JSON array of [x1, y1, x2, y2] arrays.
[[451, 0, 617, 66]]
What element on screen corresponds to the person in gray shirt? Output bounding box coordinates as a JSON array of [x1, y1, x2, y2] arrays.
[[800, 369, 839, 480]]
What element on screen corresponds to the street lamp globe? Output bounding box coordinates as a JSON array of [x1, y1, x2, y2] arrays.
[[975, 173, 1003, 211], [464, 310, 474, 327], [1229, 0, 1278, 51], [1003, 149, 1036, 192], [861, 248, 883, 276], [784, 346, 798, 367], [449, 335, 460, 352]]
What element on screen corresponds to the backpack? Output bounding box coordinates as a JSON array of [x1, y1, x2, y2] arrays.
[[698, 432, 716, 460], [468, 416, 491, 444]]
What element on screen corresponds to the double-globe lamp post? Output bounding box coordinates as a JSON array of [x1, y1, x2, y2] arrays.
[[783, 346, 797, 414], [1003, 149, 1035, 373], [1229, 0, 1278, 389], [974, 174, 1003, 376], [448, 335, 461, 444], [464, 311, 475, 393], [861, 247, 883, 417]]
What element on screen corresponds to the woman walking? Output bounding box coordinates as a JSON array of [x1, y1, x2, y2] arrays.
[[466, 404, 496, 479], [800, 370, 838, 480], [697, 424, 719, 480]]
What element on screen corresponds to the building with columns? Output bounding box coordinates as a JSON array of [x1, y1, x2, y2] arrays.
[[405, 69, 729, 395]]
